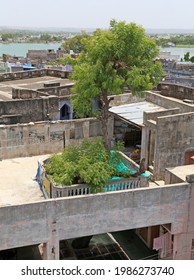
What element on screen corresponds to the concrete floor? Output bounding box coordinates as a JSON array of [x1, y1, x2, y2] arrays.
[[0, 155, 48, 206], [0, 152, 158, 259]]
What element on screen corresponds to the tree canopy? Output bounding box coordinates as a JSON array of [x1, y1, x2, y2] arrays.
[[70, 20, 163, 150], [45, 138, 127, 193], [183, 51, 194, 63], [61, 33, 91, 54]]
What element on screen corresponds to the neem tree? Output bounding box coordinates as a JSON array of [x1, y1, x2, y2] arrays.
[[70, 20, 163, 151]]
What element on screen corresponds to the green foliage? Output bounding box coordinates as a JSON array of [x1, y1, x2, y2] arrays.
[[182, 52, 194, 63], [1, 33, 14, 41], [61, 33, 91, 53], [156, 35, 194, 47], [71, 20, 163, 117], [45, 139, 125, 193], [69, 20, 163, 150], [58, 55, 80, 66], [190, 56, 194, 63], [40, 33, 52, 42], [184, 52, 190, 61]]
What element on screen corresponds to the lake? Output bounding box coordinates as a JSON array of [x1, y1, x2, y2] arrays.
[[0, 43, 194, 59], [0, 43, 61, 57], [160, 47, 194, 59]]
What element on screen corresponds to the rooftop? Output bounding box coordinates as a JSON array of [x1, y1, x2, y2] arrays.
[[166, 164, 194, 182], [109, 101, 164, 127], [0, 76, 73, 101], [0, 155, 48, 207]]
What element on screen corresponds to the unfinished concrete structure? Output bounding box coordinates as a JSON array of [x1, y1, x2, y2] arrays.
[[0, 160, 194, 260], [0, 69, 194, 259], [110, 86, 194, 180]]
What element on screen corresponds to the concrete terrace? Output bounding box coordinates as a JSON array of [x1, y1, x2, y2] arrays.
[[0, 76, 73, 100], [0, 155, 48, 206]]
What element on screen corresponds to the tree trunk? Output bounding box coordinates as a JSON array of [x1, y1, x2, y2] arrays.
[[100, 92, 111, 152]]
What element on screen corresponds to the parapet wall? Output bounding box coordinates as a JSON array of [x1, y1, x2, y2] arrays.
[[146, 91, 194, 113], [37, 84, 74, 97], [0, 181, 192, 260], [12, 88, 49, 99], [0, 68, 71, 82], [154, 112, 194, 179], [157, 82, 194, 101], [109, 92, 144, 106], [0, 118, 104, 160], [0, 96, 59, 124]]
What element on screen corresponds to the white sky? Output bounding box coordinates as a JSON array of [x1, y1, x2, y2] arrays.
[[1, 0, 194, 30]]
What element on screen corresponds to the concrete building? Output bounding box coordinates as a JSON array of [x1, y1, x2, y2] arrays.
[[0, 69, 194, 260]]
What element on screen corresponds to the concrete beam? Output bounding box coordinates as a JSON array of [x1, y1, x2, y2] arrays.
[[0, 182, 191, 255]]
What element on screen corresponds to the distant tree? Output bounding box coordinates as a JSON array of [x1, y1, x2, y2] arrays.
[[52, 35, 63, 41], [190, 56, 194, 63], [184, 52, 190, 61], [61, 33, 91, 53], [70, 20, 163, 151], [1, 33, 13, 41], [40, 33, 52, 42]]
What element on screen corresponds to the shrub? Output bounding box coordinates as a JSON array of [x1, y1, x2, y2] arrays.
[[45, 138, 130, 193]]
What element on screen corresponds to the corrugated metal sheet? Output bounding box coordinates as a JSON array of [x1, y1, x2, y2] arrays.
[[109, 101, 164, 127]]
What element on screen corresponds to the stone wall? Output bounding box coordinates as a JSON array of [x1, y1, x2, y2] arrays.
[[12, 88, 49, 99], [0, 68, 71, 82], [157, 82, 194, 101], [37, 84, 73, 97], [12, 84, 73, 99], [0, 96, 59, 124], [143, 108, 180, 124], [109, 92, 144, 107], [154, 112, 194, 179], [146, 91, 194, 113], [166, 77, 194, 88], [0, 118, 105, 159], [27, 50, 48, 59], [165, 169, 185, 185], [143, 92, 194, 179]]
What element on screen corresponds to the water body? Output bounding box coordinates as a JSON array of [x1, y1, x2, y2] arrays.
[[160, 47, 194, 59], [0, 43, 194, 60], [0, 43, 61, 57]]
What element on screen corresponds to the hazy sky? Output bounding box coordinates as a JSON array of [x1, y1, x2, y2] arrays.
[[1, 0, 194, 29]]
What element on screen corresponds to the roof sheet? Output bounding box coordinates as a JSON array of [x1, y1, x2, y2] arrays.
[[109, 101, 164, 127]]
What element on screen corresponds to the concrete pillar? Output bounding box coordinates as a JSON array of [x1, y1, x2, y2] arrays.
[[44, 123, 50, 151], [141, 126, 149, 169], [64, 123, 71, 146], [83, 121, 90, 138], [0, 126, 7, 159], [43, 220, 59, 260], [22, 125, 30, 155], [173, 233, 192, 260], [69, 111, 73, 120], [172, 182, 194, 260], [149, 129, 156, 165]]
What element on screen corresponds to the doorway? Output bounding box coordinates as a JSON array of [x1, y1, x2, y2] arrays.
[[60, 104, 70, 120]]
